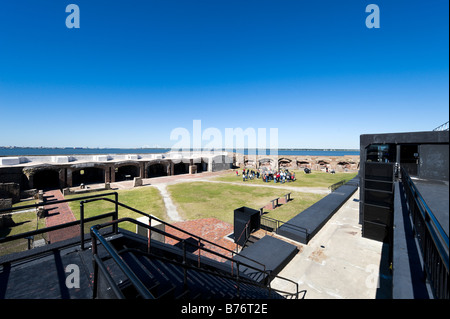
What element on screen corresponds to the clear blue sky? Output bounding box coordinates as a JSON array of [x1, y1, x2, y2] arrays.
[[0, 0, 448, 149]]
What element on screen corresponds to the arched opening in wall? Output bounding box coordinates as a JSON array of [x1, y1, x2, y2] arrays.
[[244, 160, 256, 168], [278, 158, 292, 168], [72, 167, 105, 186], [33, 169, 60, 190], [174, 162, 189, 175], [195, 161, 204, 173], [148, 163, 167, 178], [116, 165, 140, 181], [258, 159, 273, 168], [317, 160, 330, 167], [196, 160, 208, 173], [337, 161, 351, 169], [297, 161, 310, 168]]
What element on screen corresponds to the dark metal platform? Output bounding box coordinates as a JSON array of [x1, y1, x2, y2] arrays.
[[277, 177, 359, 244], [230, 235, 298, 283], [413, 179, 449, 236]]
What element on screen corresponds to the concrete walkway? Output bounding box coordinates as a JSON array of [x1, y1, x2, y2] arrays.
[[270, 191, 386, 299], [151, 183, 183, 222]]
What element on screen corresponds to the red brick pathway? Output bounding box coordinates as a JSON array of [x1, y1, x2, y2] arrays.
[[165, 218, 236, 262], [44, 190, 79, 244]]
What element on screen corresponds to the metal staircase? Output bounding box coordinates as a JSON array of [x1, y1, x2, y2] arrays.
[[89, 218, 297, 299], [0, 192, 302, 299]]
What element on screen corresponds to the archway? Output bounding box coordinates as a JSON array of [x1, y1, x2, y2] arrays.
[[258, 158, 273, 168], [174, 162, 189, 175], [33, 169, 60, 190], [148, 163, 168, 178], [297, 161, 310, 168], [72, 167, 105, 186], [196, 160, 208, 173], [278, 158, 292, 168], [115, 165, 140, 181]]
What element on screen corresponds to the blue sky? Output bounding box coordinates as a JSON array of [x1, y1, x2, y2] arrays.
[[0, 0, 448, 149]]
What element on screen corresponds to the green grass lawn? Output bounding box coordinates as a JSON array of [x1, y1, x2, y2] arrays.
[[0, 199, 47, 256], [167, 181, 325, 225], [66, 186, 166, 232], [0, 199, 46, 238], [214, 169, 357, 188]]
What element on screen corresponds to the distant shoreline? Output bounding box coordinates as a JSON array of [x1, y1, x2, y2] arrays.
[[0, 146, 359, 156], [0, 147, 359, 157]]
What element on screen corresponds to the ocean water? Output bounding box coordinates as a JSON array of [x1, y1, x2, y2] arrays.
[[0, 148, 359, 157]]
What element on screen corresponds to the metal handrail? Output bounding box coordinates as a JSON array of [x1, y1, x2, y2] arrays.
[[261, 215, 309, 237], [432, 121, 449, 131], [90, 217, 302, 299], [90, 225, 154, 299], [0, 192, 119, 251], [0, 191, 119, 215], [123, 247, 304, 299], [401, 168, 449, 263], [329, 179, 346, 192], [235, 219, 252, 252], [401, 167, 449, 298], [81, 197, 268, 274]]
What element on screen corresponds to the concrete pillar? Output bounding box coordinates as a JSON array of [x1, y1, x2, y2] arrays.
[[208, 157, 213, 172], [58, 168, 66, 189], [111, 166, 116, 183], [67, 168, 73, 187], [143, 163, 149, 178], [139, 162, 145, 178], [189, 165, 197, 174], [104, 166, 111, 184]]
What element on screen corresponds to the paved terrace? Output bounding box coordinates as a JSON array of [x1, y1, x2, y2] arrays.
[[270, 190, 388, 299]]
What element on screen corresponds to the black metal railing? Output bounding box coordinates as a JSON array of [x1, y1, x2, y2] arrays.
[[1, 192, 304, 299], [90, 217, 303, 299], [401, 167, 449, 299], [261, 215, 309, 241], [0, 192, 119, 258], [235, 219, 252, 252], [329, 179, 347, 192], [80, 197, 267, 272]]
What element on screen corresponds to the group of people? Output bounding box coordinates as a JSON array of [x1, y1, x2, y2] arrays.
[[237, 168, 296, 183]]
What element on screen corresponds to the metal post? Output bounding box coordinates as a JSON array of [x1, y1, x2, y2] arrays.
[[147, 217, 151, 254], [236, 261, 241, 299], [182, 240, 188, 289], [197, 239, 201, 267], [91, 230, 98, 299], [113, 192, 119, 234], [80, 202, 85, 250]]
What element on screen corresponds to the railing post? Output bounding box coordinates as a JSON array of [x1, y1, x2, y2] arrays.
[[198, 239, 201, 267], [236, 261, 241, 299], [91, 229, 98, 299], [113, 192, 119, 234], [80, 202, 85, 250], [147, 217, 151, 254], [182, 239, 188, 289]]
